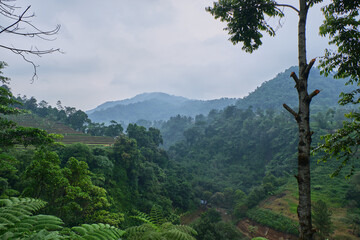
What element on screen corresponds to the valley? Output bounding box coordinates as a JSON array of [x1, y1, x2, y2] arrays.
[[1, 66, 360, 240]]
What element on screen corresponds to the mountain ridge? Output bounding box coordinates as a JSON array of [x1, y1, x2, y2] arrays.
[[86, 92, 189, 114], [87, 66, 355, 124], [87, 93, 238, 124]]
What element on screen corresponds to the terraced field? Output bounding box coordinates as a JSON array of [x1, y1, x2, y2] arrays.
[[8, 114, 115, 146]]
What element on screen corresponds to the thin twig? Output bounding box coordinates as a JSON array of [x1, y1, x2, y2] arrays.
[[275, 3, 299, 14], [0, 5, 30, 34]]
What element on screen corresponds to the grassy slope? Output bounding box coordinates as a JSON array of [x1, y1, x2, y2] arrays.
[[259, 162, 359, 239], [8, 114, 114, 146]]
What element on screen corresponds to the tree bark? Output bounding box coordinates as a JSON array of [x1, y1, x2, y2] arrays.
[[296, 0, 313, 239]]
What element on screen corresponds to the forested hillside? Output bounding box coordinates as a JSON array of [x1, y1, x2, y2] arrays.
[[2, 0, 360, 239], [2, 65, 360, 239], [236, 66, 356, 112], [86, 67, 355, 127], [165, 105, 360, 239]]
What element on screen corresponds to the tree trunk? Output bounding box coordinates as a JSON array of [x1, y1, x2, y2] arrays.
[[284, 1, 315, 239], [296, 0, 313, 239]]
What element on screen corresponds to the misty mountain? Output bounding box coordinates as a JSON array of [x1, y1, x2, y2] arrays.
[[86, 92, 237, 124], [236, 66, 355, 111], [86, 92, 189, 115], [87, 66, 355, 125]]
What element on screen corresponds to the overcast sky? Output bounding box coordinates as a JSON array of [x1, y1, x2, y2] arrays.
[[1, 0, 331, 111]]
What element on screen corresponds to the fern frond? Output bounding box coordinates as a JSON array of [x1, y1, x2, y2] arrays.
[[31, 215, 64, 230], [0, 197, 65, 239], [0, 212, 20, 225], [126, 224, 153, 234], [0, 223, 7, 231], [131, 210, 159, 230], [71, 223, 124, 240], [0, 207, 32, 218], [162, 229, 197, 240], [0, 197, 47, 212], [149, 207, 165, 226], [26, 229, 65, 240], [165, 224, 197, 236]]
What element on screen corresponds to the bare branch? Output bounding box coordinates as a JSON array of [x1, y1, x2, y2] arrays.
[[283, 103, 300, 121], [304, 58, 316, 77], [18, 51, 38, 83], [290, 71, 299, 88], [0, 1, 61, 80], [309, 89, 321, 101], [275, 3, 300, 14], [3, 24, 60, 40], [0, 44, 60, 55], [0, 5, 30, 34]]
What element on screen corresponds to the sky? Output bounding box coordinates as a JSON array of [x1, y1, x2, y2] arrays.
[[0, 0, 331, 111]]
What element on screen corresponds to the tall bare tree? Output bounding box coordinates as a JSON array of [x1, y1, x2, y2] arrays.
[[0, 0, 60, 80], [207, 0, 322, 239]]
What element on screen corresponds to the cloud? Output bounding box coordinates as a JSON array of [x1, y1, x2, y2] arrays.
[[1, 0, 331, 111]]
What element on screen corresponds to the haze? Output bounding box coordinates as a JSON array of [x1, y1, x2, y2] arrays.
[[1, 0, 330, 111]]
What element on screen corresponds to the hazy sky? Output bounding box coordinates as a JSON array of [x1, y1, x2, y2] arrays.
[[1, 0, 331, 111]]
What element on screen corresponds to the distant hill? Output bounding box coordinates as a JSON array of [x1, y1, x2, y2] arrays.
[[86, 92, 189, 115], [236, 66, 355, 111], [86, 92, 238, 124], [87, 67, 355, 125]]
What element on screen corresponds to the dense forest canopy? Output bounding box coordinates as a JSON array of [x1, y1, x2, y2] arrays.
[[2, 70, 360, 238]]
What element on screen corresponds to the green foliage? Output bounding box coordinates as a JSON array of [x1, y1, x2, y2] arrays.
[[0, 197, 64, 239], [0, 63, 58, 150], [71, 223, 125, 240], [22, 150, 115, 226], [0, 152, 19, 197], [169, 106, 296, 197], [246, 208, 299, 235], [316, 1, 360, 177], [126, 209, 197, 240], [0, 197, 125, 239], [312, 200, 334, 239], [192, 209, 245, 240], [315, 111, 360, 177], [346, 173, 360, 208], [159, 115, 193, 149], [319, 0, 360, 92], [206, 0, 283, 53]]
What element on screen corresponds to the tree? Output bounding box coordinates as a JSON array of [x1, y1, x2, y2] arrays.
[[206, 1, 326, 239], [315, 1, 360, 178], [0, 0, 60, 80], [66, 110, 90, 132], [312, 200, 333, 239], [0, 62, 58, 149], [192, 208, 244, 240]]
